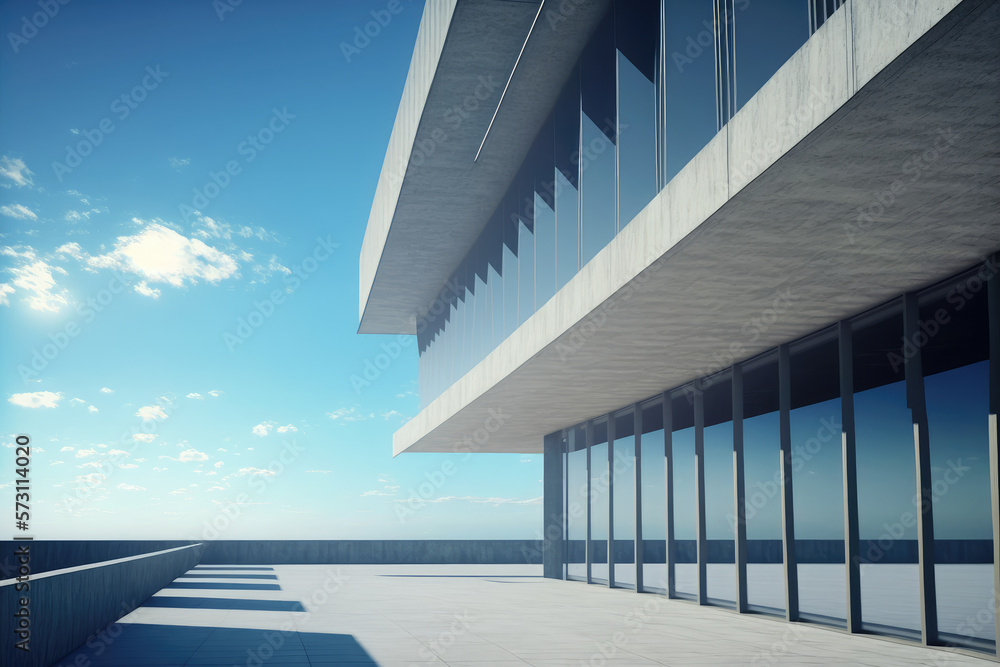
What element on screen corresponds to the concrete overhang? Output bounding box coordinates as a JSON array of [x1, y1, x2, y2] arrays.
[[358, 0, 612, 334], [393, 0, 1000, 454]]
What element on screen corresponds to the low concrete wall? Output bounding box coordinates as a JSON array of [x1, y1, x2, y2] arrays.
[[201, 540, 543, 564], [0, 543, 203, 667], [0, 541, 200, 578]]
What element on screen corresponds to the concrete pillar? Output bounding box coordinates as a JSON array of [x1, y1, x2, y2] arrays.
[[695, 389, 708, 605], [779, 344, 799, 621], [987, 253, 1000, 658], [634, 404, 644, 593], [839, 320, 862, 633], [732, 365, 748, 613], [905, 292, 938, 645], [543, 432, 564, 579]]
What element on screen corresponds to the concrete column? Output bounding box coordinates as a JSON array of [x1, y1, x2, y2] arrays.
[[634, 404, 644, 593], [779, 344, 799, 621], [586, 420, 593, 585], [839, 320, 862, 633], [905, 292, 938, 646], [543, 432, 564, 580], [988, 254, 1000, 658], [664, 392, 676, 598], [732, 365, 748, 613], [607, 414, 616, 588], [695, 389, 708, 605]]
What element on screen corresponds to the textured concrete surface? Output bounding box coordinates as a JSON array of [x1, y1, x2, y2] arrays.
[[199, 540, 542, 564], [359, 0, 611, 333], [0, 544, 203, 667], [392, 0, 1000, 453], [56, 565, 995, 666]]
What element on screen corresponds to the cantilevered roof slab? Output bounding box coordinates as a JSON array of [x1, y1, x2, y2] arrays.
[[358, 0, 611, 334], [392, 0, 1000, 454]]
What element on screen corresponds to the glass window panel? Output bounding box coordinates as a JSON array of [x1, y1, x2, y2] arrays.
[[663, 0, 718, 184], [704, 377, 736, 606], [853, 305, 920, 635], [591, 420, 610, 583], [580, 9, 617, 267], [534, 192, 556, 311], [790, 332, 845, 625], [474, 266, 487, 368], [502, 193, 519, 340], [613, 411, 636, 588], [640, 402, 667, 592], [733, 0, 809, 112], [554, 68, 580, 291], [567, 426, 588, 580], [920, 275, 994, 649], [672, 394, 697, 597], [517, 168, 535, 327], [616, 0, 657, 229], [743, 356, 784, 612]]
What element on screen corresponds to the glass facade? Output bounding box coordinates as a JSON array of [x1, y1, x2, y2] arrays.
[[553, 261, 998, 655], [417, 0, 839, 405]]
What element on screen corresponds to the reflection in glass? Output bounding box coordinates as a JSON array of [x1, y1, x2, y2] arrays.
[[672, 394, 697, 597], [704, 377, 735, 605], [567, 426, 588, 580], [591, 420, 610, 583], [502, 193, 519, 341], [733, 0, 808, 112], [580, 9, 616, 267], [616, 0, 657, 229], [640, 401, 667, 592], [790, 332, 845, 625], [613, 411, 636, 588], [663, 0, 717, 184], [554, 69, 580, 291]]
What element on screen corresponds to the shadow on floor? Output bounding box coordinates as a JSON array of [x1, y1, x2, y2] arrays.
[[175, 573, 279, 579], [165, 581, 281, 591], [144, 596, 306, 611], [191, 566, 275, 571], [55, 623, 377, 666]]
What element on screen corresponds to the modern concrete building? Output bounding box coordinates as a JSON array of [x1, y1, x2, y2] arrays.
[[360, 0, 1000, 659]]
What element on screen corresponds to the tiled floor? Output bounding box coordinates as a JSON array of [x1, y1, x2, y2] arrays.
[[55, 564, 995, 666]]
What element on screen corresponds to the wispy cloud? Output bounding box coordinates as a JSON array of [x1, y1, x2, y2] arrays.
[[136, 405, 168, 420], [134, 280, 161, 299], [1, 246, 72, 312], [1, 204, 37, 221], [252, 421, 275, 437], [0, 156, 34, 187], [168, 157, 190, 170], [326, 406, 370, 422], [117, 483, 146, 491], [186, 392, 203, 399]]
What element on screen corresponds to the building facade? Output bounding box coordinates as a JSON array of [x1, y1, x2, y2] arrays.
[[360, 0, 999, 658]]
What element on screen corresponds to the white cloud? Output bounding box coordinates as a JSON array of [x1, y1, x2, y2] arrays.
[[132, 433, 157, 443], [8, 391, 62, 408], [168, 157, 190, 170], [107, 449, 129, 458], [177, 448, 209, 462], [1, 204, 37, 221], [252, 421, 276, 437], [134, 281, 161, 299], [391, 495, 544, 506], [168, 488, 187, 495], [60, 446, 74, 452], [306, 470, 332, 474], [117, 463, 138, 469], [380, 409, 403, 421], [208, 390, 223, 397], [3, 250, 71, 312], [100, 387, 114, 394], [70, 397, 87, 406], [213, 461, 224, 468], [0, 283, 13, 306], [75, 448, 98, 458], [117, 483, 145, 491], [86, 222, 240, 288], [136, 405, 168, 420], [50, 460, 65, 466], [326, 407, 368, 422], [276, 424, 297, 433], [0, 156, 33, 187], [186, 392, 203, 399], [88, 405, 99, 414]]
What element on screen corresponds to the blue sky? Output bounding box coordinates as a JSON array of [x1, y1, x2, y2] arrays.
[[0, 0, 542, 540]]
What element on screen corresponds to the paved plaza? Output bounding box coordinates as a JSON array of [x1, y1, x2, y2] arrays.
[[56, 565, 993, 666]]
